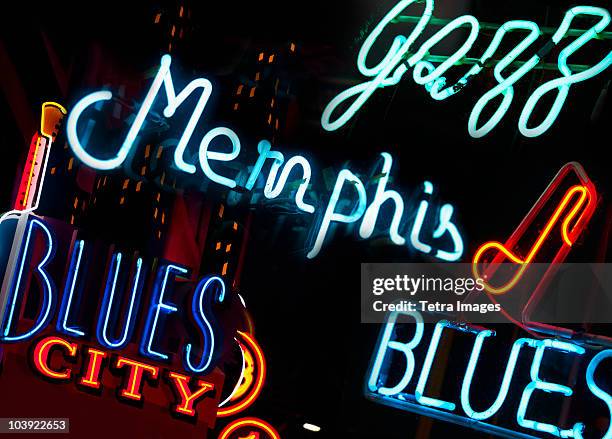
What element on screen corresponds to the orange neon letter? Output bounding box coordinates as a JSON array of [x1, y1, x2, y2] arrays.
[[32, 336, 78, 380], [79, 348, 108, 389], [114, 356, 159, 401], [167, 371, 215, 416]]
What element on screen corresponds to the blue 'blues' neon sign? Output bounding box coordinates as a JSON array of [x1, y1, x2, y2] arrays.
[[66, 55, 464, 260], [368, 310, 612, 439], [321, 1, 611, 138]]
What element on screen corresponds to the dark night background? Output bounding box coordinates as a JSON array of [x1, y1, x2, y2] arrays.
[[1, 0, 611, 438]]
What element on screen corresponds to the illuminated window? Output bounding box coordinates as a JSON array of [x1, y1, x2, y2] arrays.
[[161, 172, 165, 185], [136, 181, 142, 192], [154, 12, 161, 23], [161, 211, 165, 224], [119, 196, 125, 205], [141, 166, 146, 176], [233, 222, 238, 231], [233, 103, 239, 111], [275, 118, 280, 130], [156, 145, 163, 158], [157, 230, 162, 239], [70, 215, 75, 225], [73, 197, 79, 209], [171, 25, 176, 37], [249, 87, 256, 98], [270, 98, 275, 108], [268, 54, 275, 63], [154, 207, 158, 219], [290, 42, 296, 52], [179, 5, 184, 17], [216, 242, 221, 250], [67, 157, 74, 171], [156, 192, 161, 202], [218, 204, 224, 218], [222, 262, 228, 276], [123, 179, 129, 189], [255, 72, 261, 81], [258, 52, 264, 62], [50, 167, 56, 175], [145, 144, 151, 158], [267, 114, 272, 124], [236, 84, 244, 95], [225, 244, 231, 253]]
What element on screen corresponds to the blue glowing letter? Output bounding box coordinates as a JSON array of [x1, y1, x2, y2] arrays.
[[359, 153, 406, 245], [414, 320, 455, 411], [368, 311, 424, 395], [57, 240, 86, 337], [1, 217, 55, 342], [307, 169, 367, 259], [140, 263, 189, 360], [96, 254, 144, 349], [461, 335, 533, 420], [518, 7, 611, 137], [516, 339, 585, 438], [197, 127, 241, 188], [183, 276, 226, 374], [586, 350, 612, 439]]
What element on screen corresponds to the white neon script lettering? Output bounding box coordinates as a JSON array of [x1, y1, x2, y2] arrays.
[[67, 57, 463, 260], [321, 2, 611, 137]]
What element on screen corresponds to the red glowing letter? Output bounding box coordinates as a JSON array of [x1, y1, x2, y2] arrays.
[[79, 348, 107, 389], [167, 371, 215, 416], [32, 336, 77, 380], [115, 356, 159, 401]]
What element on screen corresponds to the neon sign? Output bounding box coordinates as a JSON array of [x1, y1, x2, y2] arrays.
[[0, 100, 279, 435], [470, 162, 605, 344], [66, 55, 465, 260], [367, 310, 612, 439], [321, 1, 611, 138]]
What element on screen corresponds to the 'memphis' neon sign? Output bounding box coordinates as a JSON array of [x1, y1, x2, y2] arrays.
[[66, 55, 464, 261], [321, 2, 611, 138]]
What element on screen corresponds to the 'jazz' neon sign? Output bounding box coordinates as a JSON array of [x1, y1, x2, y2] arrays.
[[322, 1, 611, 138], [66, 55, 464, 260]]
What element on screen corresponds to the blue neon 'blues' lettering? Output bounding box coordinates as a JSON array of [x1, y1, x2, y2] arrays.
[[57, 240, 86, 337], [307, 169, 367, 259], [359, 153, 406, 245], [368, 311, 424, 395], [414, 320, 456, 411], [96, 253, 144, 349], [183, 276, 226, 374], [140, 263, 190, 360], [516, 339, 586, 438], [586, 350, 612, 439], [1, 217, 55, 342], [461, 335, 534, 420]]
